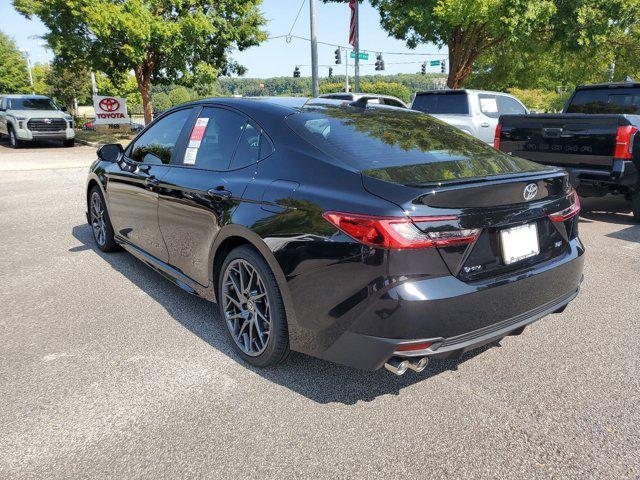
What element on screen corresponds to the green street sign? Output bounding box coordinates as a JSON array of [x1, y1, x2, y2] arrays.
[[430, 60, 441, 66], [350, 51, 369, 60]]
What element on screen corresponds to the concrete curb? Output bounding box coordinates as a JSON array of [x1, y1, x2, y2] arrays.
[[75, 138, 101, 148]]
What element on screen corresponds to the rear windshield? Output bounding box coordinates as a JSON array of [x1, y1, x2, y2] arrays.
[[286, 105, 546, 185], [566, 88, 640, 114], [7, 97, 58, 110], [412, 92, 469, 115]]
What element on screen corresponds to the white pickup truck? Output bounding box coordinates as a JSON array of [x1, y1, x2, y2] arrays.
[[411, 89, 529, 146], [0, 94, 75, 148]]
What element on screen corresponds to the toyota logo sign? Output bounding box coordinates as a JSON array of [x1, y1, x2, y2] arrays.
[[98, 97, 120, 112], [523, 183, 538, 201]]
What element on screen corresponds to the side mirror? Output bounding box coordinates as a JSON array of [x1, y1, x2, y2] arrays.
[[97, 143, 124, 163], [60, 105, 68, 112]]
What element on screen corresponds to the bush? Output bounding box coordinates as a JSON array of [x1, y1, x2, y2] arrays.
[[507, 88, 572, 113]]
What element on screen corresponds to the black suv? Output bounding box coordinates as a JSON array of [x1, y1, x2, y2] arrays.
[[86, 97, 584, 375]]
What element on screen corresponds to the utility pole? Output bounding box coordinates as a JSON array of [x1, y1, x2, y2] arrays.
[[354, 1, 360, 92], [21, 49, 34, 94], [609, 61, 615, 82], [90, 72, 98, 96], [345, 49, 350, 92], [309, 0, 319, 97]]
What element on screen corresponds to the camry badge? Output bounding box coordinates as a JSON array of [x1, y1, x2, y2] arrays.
[[523, 183, 538, 201]]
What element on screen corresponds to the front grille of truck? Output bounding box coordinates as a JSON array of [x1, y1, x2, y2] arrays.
[[27, 118, 67, 132]]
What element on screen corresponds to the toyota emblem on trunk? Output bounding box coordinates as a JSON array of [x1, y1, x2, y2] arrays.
[[523, 183, 538, 201]]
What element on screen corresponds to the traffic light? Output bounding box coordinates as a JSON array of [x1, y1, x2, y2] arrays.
[[334, 48, 341, 64], [421, 62, 426, 75], [293, 66, 300, 78], [440, 60, 446, 74], [328, 67, 333, 78], [375, 53, 384, 71]]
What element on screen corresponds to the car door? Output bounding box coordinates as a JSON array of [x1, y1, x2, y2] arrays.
[[105, 107, 195, 262], [158, 106, 269, 286], [476, 93, 500, 144], [0, 97, 7, 135]]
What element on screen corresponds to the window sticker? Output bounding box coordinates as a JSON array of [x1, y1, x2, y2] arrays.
[[183, 147, 198, 165], [480, 97, 498, 113], [188, 117, 209, 149]]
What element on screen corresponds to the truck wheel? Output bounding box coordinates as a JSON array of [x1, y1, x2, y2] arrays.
[[63, 139, 75, 147], [8, 126, 21, 149], [631, 192, 640, 222]]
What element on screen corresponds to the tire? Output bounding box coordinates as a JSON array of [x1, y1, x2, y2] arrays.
[[88, 186, 119, 252], [218, 245, 289, 367], [63, 139, 75, 147], [8, 126, 21, 149], [631, 191, 640, 223]]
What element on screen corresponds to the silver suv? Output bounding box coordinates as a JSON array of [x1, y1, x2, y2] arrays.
[[411, 89, 528, 146], [0, 95, 75, 148]]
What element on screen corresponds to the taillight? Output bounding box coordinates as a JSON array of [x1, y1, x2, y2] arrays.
[[549, 190, 580, 222], [322, 212, 480, 249], [614, 125, 637, 159], [493, 123, 502, 149]]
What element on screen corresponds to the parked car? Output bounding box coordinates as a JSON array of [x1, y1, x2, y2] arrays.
[[411, 89, 529, 145], [496, 81, 640, 220], [319, 92, 407, 108], [0, 94, 75, 148], [85, 97, 583, 374], [83, 121, 95, 131]]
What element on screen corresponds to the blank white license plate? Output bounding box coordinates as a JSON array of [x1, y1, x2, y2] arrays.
[[500, 223, 539, 265]]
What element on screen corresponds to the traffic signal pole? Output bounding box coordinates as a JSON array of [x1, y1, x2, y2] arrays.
[[354, 1, 360, 92], [309, 0, 319, 97]]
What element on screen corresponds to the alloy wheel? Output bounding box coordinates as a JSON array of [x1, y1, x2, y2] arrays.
[[221, 259, 271, 357], [90, 191, 107, 246]]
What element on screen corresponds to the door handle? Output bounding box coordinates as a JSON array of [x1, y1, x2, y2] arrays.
[[480, 122, 490, 128], [145, 176, 160, 189], [207, 186, 232, 200]]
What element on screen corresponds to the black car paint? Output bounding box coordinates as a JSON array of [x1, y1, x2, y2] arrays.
[[86, 97, 584, 371]]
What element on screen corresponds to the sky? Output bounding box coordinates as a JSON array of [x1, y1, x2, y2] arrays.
[[0, 0, 445, 78]]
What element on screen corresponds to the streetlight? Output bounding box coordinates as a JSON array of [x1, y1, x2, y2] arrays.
[[20, 48, 34, 94]]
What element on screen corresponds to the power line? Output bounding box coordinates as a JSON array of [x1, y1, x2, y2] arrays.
[[287, 0, 307, 40]]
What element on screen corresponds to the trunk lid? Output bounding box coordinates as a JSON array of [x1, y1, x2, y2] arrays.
[[499, 113, 631, 170], [362, 169, 575, 282]]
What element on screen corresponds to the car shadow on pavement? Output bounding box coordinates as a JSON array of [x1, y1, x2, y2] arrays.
[[579, 194, 636, 226], [71, 223, 500, 404]]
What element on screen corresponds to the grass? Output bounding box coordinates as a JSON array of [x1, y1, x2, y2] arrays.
[[75, 129, 136, 146]]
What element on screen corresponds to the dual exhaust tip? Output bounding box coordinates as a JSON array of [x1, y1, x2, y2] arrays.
[[384, 356, 429, 376]]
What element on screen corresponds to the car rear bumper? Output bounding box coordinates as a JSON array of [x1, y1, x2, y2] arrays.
[[567, 160, 637, 192], [316, 238, 584, 371]]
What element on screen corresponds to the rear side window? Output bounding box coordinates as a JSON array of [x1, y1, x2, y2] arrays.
[[181, 107, 245, 170], [478, 94, 499, 118], [566, 89, 640, 114], [497, 95, 527, 115], [286, 104, 544, 184], [230, 122, 260, 169], [129, 108, 192, 164], [412, 93, 469, 115]]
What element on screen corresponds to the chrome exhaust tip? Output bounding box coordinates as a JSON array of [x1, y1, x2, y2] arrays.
[[384, 357, 410, 376], [407, 356, 429, 373]]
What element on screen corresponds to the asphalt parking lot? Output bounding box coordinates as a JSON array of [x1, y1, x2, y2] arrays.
[[0, 140, 638, 479]]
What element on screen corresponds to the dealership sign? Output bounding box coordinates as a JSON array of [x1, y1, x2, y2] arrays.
[[93, 96, 129, 124]]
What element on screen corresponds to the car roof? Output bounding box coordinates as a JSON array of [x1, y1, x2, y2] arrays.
[[575, 81, 640, 90], [414, 89, 514, 96]]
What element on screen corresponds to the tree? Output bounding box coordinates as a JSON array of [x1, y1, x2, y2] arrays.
[[13, 0, 268, 124], [44, 61, 92, 111], [361, 0, 637, 89], [0, 31, 30, 93], [168, 86, 192, 107]]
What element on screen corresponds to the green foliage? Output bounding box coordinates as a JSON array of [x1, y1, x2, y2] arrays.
[[0, 31, 30, 93], [506, 88, 571, 113], [96, 73, 143, 113], [152, 92, 172, 112], [168, 86, 193, 107], [44, 61, 92, 110], [13, 0, 268, 121]]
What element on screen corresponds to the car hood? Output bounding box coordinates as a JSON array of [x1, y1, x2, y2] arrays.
[[7, 110, 69, 118]]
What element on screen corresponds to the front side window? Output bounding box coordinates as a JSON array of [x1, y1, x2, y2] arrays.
[[478, 94, 499, 118], [181, 107, 246, 170], [129, 108, 192, 164]]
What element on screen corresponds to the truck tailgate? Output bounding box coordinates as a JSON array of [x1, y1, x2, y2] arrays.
[[499, 114, 628, 170]]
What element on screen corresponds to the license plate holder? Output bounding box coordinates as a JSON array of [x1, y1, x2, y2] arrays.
[[500, 223, 539, 265]]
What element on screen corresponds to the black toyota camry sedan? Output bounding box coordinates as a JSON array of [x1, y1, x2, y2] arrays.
[[85, 97, 584, 375]]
